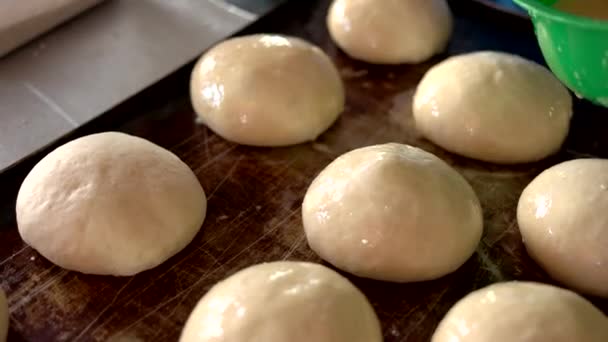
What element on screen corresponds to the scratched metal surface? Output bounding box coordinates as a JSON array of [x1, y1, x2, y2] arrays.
[[1, 1, 608, 341]]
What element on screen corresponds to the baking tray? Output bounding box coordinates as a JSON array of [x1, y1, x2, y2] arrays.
[[1, 0, 608, 341]]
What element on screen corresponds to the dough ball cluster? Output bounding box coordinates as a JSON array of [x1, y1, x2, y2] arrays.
[[16, 132, 207, 276], [8, 0, 607, 339], [180, 261, 382, 342], [302, 143, 483, 282], [190, 34, 344, 147]]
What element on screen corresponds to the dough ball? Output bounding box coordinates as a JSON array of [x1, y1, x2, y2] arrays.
[[302, 143, 483, 282], [190, 34, 344, 146], [0, 289, 7, 342], [179, 261, 382, 342], [414, 51, 572, 164], [327, 0, 453, 64], [518, 159, 608, 297], [16, 132, 207, 276], [432, 281, 608, 342]]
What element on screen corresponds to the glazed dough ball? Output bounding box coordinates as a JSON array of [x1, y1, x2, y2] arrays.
[[302, 143, 483, 282], [190, 34, 344, 146], [414, 51, 572, 164], [180, 261, 382, 342], [432, 281, 608, 342], [16, 132, 207, 276], [518, 159, 608, 297], [0, 289, 7, 342], [327, 0, 453, 64]]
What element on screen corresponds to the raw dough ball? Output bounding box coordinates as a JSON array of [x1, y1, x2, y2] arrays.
[[327, 0, 453, 64], [432, 281, 608, 342], [179, 261, 382, 342], [190, 34, 344, 146], [302, 143, 483, 282], [0, 289, 7, 342], [16, 132, 207, 276], [414, 51, 572, 164], [518, 159, 608, 297]]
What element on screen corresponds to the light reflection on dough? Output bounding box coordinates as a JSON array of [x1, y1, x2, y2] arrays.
[[201, 84, 224, 108], [259, 35, 292, 47], [533, 194, 552, 219]]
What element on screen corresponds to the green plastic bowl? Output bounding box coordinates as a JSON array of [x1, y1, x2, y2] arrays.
[[514, 0, 608, 107]]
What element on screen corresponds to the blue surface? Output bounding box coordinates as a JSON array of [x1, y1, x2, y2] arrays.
[[492, 0, 526, 13]]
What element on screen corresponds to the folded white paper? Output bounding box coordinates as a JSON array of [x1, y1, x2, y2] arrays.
[[0, 0, 104, 57]]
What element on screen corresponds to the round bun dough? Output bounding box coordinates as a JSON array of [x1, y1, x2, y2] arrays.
[[518, 159, 608, 297], [432, 281, 608, 342], [327, 0, 453, 64], [179, 261, 382, 342], [190, 34, 344, 146], [414, 51, 572, 164], [16, 132, 207, 276], [302, 143, 483, 282], [0, 289, 7, 342]]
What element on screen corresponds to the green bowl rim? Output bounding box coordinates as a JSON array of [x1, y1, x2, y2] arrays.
[[513, 0, 608, 29]]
